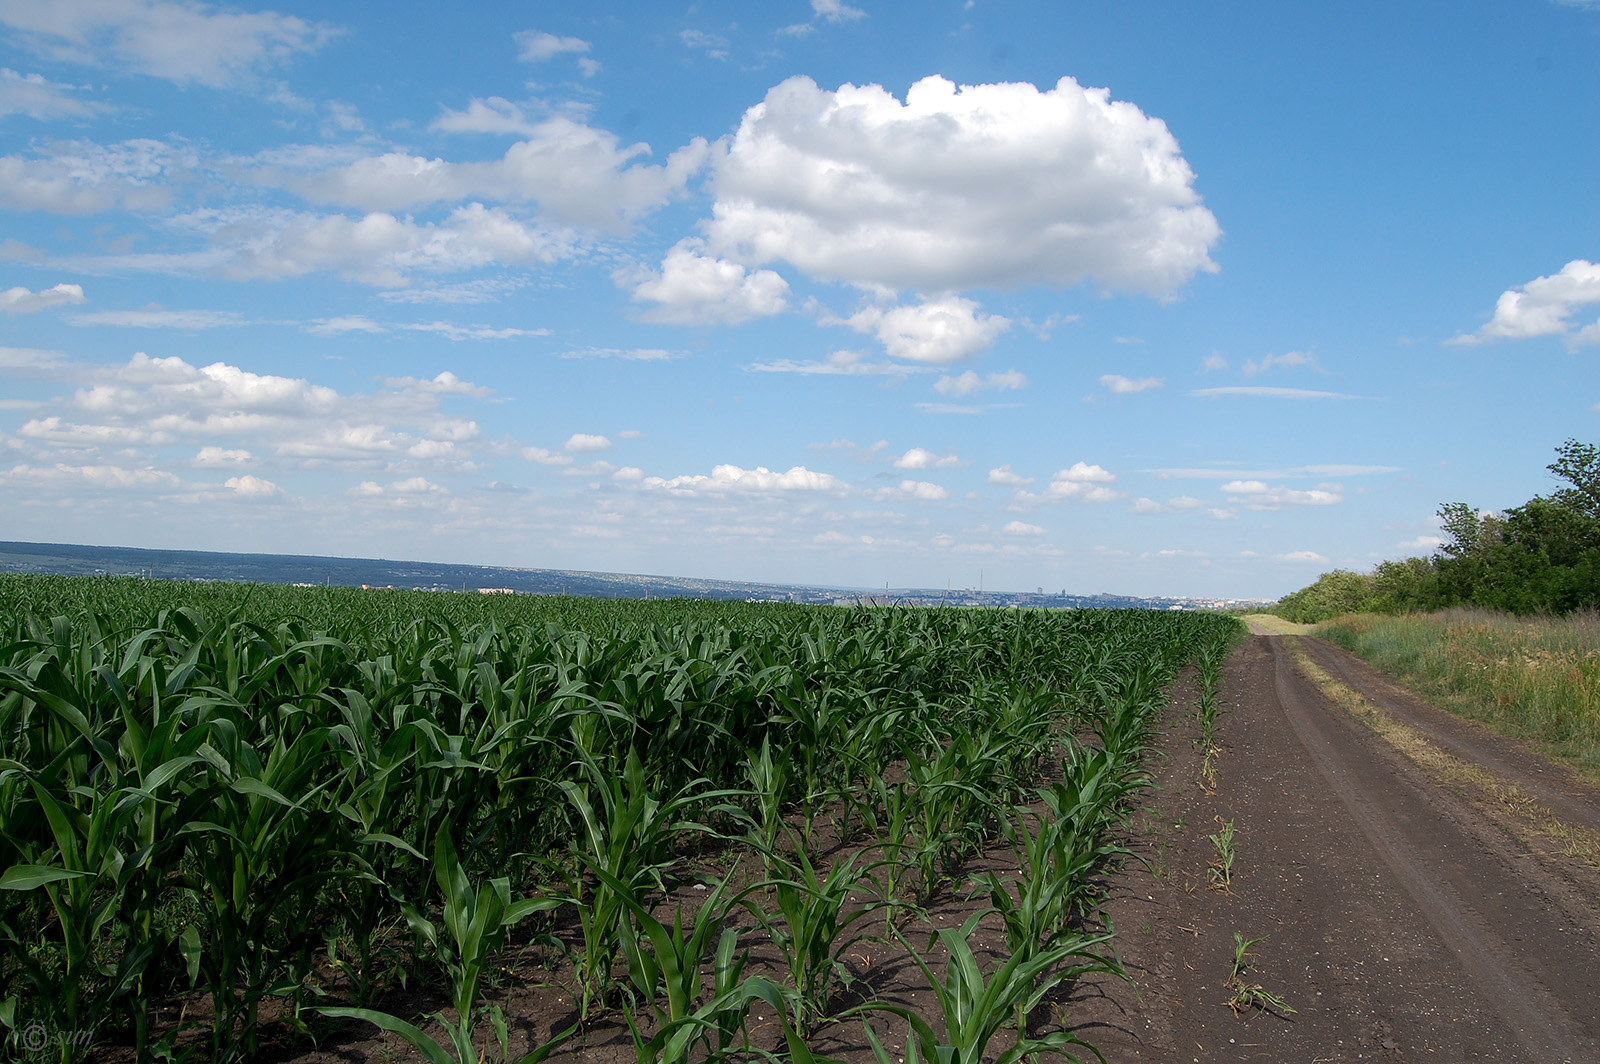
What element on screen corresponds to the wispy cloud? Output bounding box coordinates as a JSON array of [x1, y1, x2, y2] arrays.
[[1191, 386, 1360, 400]]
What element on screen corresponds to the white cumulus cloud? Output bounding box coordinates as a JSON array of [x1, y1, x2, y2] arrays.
[[988, 465, 1034, 486], [1019, 462, 1120, 504], [704, 74, 1219, 294], [627, 239, 790, 324], [892, 447, 960, 470], [225, 473, 280, 497], [843, 296, 1010, 364], [1002, 520, 1044, 535], [564, 433, 612, 453], [1449, 259, 1600, 348]]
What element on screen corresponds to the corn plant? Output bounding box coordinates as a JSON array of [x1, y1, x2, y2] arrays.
[[599, 866, 767, 1064], [319, 832, 568, 1064], [553, 746, 740, 1019], [743, 837, 892, 1037], [742, 736, 793, 877], [850, 911, 1117, 1064]]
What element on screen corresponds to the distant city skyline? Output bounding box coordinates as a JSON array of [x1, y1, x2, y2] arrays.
[[1, 1, 1595, 598]]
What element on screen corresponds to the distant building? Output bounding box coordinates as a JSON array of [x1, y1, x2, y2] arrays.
[[478, 587, 515, 595]]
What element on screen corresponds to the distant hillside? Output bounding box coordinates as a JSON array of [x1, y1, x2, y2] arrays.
[[0, 540, 1263, 611]]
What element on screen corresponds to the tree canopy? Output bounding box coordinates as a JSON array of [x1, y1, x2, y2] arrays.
[[1273, 438, 1600, 622]]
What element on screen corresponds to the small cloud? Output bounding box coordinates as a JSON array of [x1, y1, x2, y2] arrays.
[[522, 446, 574, 467], [1, 283, 85, 314], [70, 307, 244, 329], [934, 369, 1027, 398], [1192, 386, 1360, 400], [988, 465, 1033, 486], [1019, 462, 1120, 504], [565, 433, 612, 453], [841, 296, 1010, 364], [516, 30, 592, 63], [1020, 312, 1075, 339], [401, 322, 549, 342], [1275, 550, 1328, 563], [1448, 259, 1600, 348], [680, 29, 730, 58], [750, 349, 923, 376], [308, 315, 386, 335], [1099, 374, 1164, 394], [194, 447, 253, 468], [1002, 520, 1044, 535], [565, 347, 675, 361], [1202, 353, 1228, 371], [618, 429, 645, 439], [1222, 480, 1342, 508], [225, 474, 281, 498], [1242, 350, 1318, 376], [613, 466, 643, 481], [893, 447, 961, 470], [1113, 336, 1144, 345], [897, 479, 949, 500]]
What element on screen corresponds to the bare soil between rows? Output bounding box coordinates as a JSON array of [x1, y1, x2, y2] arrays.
[[124, 632, 1600, 1064]]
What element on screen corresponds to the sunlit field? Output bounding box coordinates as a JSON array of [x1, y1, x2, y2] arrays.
[[0, 574, 1239, 1062]]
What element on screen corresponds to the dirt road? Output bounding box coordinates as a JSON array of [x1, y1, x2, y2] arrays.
[[1075, 631, 1600, 1063]]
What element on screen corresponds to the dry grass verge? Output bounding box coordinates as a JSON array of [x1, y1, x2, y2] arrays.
[[1283, 635, 1600, 869]]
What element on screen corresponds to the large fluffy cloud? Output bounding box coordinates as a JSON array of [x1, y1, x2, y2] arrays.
[[1450, 259, 1600, 348], [703, 74, 1219, 294]]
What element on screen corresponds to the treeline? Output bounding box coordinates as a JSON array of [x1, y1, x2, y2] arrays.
[[1274, 439, 1600, 623]]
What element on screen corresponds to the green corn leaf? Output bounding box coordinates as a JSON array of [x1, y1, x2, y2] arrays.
[[0, 864, 93, 890]]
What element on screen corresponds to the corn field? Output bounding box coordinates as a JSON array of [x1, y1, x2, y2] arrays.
[[0, 574, 1241, 1063]]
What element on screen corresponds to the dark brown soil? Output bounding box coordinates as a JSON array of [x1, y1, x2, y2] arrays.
[[1067, 632, 1600, 1062], [118, 632, 1600, 1063]]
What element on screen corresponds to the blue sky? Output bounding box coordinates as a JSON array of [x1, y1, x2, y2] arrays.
[[1, 0, 1596, 598]]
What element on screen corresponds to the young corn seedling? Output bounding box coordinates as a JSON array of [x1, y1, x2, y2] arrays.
[[1207, 818, 1236, 893], [1225, 933, 1295, 1017]]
